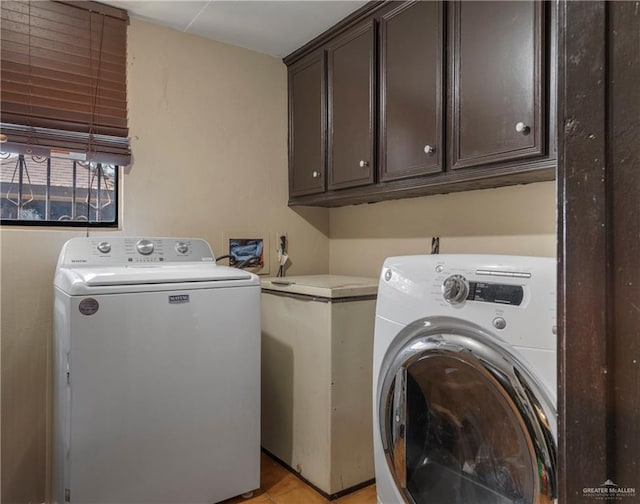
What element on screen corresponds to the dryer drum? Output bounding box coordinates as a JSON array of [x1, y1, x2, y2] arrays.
[[377, 316, 557, 504]]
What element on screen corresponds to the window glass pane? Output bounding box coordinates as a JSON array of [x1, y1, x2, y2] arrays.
[[0, 152, 117, 226], [398, 355, 535, 504]]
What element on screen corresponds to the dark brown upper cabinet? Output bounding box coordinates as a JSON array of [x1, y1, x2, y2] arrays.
[[288, 51, 326, 197], [327, 19, 376, 190], [283, 0, 555, 207], [449, 0, 545, 170], [379, 1, 444, 182]]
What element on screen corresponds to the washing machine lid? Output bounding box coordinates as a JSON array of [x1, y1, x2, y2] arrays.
[[377, 316, 556, 504], [55, 264, 254, 294], [71, 264, 250, 285]]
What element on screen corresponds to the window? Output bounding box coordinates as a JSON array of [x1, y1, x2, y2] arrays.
[[0, 153, 118, 225], [0, 0, 129, 226]]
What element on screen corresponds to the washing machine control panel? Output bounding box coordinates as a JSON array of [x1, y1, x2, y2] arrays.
[[59, 237, 215, 266]]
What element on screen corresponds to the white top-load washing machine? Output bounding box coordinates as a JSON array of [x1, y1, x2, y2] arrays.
[[53, 237, 260, 504], [373, 255, 556, 504]]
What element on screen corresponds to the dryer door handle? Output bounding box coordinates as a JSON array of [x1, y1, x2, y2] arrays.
[[391, 367, 407, 488]]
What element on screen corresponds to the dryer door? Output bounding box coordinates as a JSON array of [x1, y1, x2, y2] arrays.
[[377, 316, 556, 504]]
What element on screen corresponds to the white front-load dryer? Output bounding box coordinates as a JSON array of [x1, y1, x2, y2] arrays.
[[372, 255, 556, 504]]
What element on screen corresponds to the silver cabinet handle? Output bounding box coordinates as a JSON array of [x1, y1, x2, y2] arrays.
[[424, 145, 435, 154], [312, 171, 321, 179], [515, 122, 530, 134], [359, 160, 369, 168]]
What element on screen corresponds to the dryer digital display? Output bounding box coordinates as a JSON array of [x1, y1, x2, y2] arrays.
[[467, 282, 524, 306]]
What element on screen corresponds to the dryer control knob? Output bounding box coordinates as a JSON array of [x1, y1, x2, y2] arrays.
[[442, 275, 469, 305]]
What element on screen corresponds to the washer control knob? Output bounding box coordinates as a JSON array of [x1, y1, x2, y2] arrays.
[[175, 241, 189, 254], [96, 241, 111, 254], [493, 317, 507, 330], [136, 239, 154, 255], [442, 275, 469, 305]]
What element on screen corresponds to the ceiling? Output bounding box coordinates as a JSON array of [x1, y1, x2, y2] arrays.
[[103, 1, 368, 58]]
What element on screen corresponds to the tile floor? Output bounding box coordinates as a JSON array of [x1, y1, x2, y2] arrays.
[[222, 451, 377, 504]]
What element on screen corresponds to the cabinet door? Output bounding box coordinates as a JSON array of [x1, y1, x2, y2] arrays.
[[289, 52, 325, 197], [450, 1, 544, 170], [327, 20, 375, 191], [379, 1, 443, 182]]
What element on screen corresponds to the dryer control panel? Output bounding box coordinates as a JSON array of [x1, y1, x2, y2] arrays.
[[376, 254, 557, 353], [466, 281, 524, 306], [57, 237, 215, 266], [442, 274, 525, 306]]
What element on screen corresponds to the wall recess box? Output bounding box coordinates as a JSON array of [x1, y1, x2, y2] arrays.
[[221, 231, 270, 275]]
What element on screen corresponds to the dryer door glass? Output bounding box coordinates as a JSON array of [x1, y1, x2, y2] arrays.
[[403, 354, 534, 503]]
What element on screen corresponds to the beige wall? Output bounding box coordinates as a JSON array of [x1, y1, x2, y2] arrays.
[[1, 19, 329, 503], [329, 181, 556, 278], [1, 16, 557, 504]]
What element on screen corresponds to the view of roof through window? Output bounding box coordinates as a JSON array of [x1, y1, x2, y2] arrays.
[[0, 152, 117, 225]]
